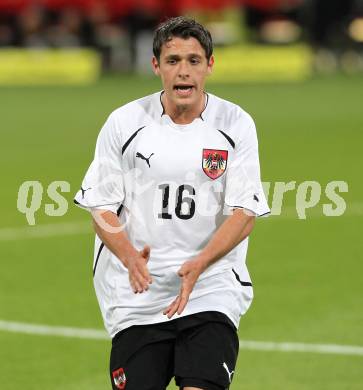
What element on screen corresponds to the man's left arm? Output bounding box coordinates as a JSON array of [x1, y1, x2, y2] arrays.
[[163, 208, 255, 318]]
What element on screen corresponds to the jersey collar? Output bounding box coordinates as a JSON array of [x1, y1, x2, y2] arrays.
[[157, 91, 210, 121]]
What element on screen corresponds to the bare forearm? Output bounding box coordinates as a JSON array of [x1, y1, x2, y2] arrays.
[[91, 210, 137, 267], [198, 209, 255, 270], [164, 209, 256, 318], [92, 210, 152, 293]]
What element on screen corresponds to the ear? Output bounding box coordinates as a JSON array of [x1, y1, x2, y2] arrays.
[[152, 56, 160, 76], [207, 55, 214, 76]]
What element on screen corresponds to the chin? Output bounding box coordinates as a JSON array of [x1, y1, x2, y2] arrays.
[[175, 96, 195, 108]]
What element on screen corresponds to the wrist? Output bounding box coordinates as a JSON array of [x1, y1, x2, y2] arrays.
[[123, 249, 139, 269], [195, 252, 212, 273]]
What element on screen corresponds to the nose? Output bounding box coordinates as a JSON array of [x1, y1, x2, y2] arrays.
[[178, 60, 190, 79]]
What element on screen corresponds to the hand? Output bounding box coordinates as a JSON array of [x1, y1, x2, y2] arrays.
[[163, 258, 206, 319], [126, 245, 152, 294]]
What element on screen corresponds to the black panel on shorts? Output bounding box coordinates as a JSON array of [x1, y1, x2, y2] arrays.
[[110, 311, 238, 390]]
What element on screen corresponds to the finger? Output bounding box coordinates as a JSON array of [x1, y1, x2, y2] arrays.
[[136, 274, 149, 291], [176, 280, 192, 315], [177, 291, 190, 315], [169, 295, 183, 318], [130, 278, 142, 294], [163, 296, 180, 318], [129, 278, 137, 293], [140, 245, 150, 261], [128, 268, 138, 292], [141, 260, 153, 284], [163, 296, 179, 314], [166, 303, 179, 319], [132, 269, 149, 292], [136, 269, 149, 290], [133, 273, 147, 293], [137, 261, 152, 284]]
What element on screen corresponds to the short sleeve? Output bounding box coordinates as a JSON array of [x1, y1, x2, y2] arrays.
[[224, 117, 270, 217], [74, 112, 125, 214]]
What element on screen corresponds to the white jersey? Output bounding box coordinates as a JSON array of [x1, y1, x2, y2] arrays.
[[74, 91, 270, 338]]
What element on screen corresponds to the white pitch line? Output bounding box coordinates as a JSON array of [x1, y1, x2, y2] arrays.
[[0, 221, 91, 241], [238, 340, 363, 357], [1, 320, 363, 357], [0, 320, 108, 340]]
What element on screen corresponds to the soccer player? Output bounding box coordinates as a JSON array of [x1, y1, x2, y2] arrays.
[[74, 16, 270, 390]]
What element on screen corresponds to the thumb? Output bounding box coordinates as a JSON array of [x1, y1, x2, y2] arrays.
[[178, 264, 189, 277], [140, 245, 150, 261]]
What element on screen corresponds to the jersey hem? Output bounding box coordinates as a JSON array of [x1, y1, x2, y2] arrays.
[[107, 306, 242, 338]]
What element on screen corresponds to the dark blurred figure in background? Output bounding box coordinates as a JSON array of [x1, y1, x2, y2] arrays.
[[1, 0, 363, 73], [241, 0, 363, 71], [18, 4, 48, 47], [308, 0, 355, 49], [306, 0, 363, 72], [120, 0, 162, 71], [46, 7, 84, 47], [242, 0, 305, 44]]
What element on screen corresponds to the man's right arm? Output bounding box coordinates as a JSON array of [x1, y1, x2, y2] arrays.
[[91, 210, 152, 293]]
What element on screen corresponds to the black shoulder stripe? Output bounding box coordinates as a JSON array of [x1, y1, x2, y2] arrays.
[[232, 268, 253, 287], [93, 242, 104, 277], [93, 205, 124, 277], [122, 126, 146, 155], [73, 198, 90, 208], [218, 130, 235, 149], [116, 204, 123, 216]]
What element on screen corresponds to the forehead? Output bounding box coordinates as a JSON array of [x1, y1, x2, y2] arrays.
[[160, 36, 206, 57]]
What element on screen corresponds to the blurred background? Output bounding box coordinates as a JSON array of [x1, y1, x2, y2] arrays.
[[1, 0, 363, 81], [1, 1, 363, 390]]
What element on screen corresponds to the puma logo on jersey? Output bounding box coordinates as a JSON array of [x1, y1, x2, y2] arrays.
[[136, 152, 154, 168], [80, 187, 91, 199], [222, 362, 234, 383], [253, 194, 259, 202]]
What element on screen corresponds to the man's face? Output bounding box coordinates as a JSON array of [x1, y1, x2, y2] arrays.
[[152, 36, 214, 108]]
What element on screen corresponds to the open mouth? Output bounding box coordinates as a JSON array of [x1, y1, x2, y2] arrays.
[[173, 84, 194, 96]]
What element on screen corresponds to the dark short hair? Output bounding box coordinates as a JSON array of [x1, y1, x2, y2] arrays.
[[153, 16, 213, 61]]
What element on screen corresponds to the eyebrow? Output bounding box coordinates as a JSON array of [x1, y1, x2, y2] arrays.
[[165, 53, 203, 60]]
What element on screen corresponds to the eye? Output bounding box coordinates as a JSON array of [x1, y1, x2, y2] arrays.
[[167, 59, 177, 65], [190, 58, 200, 65]]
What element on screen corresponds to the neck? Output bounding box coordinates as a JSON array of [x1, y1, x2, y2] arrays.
[[162, 92, 205, 124]]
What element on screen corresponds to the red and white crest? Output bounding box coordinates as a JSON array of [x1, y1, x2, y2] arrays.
[[112, 368, 126, 390], [202, 149, 228, 180]]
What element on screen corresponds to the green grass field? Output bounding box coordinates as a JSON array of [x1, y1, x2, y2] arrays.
[[1, 74, 363, 389]]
